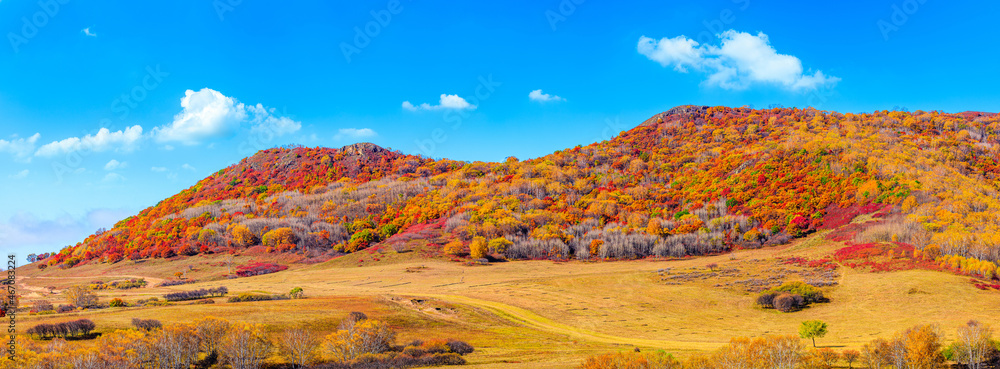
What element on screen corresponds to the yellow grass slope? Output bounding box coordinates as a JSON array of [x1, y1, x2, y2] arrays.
[[15, 232, 1000, 368]]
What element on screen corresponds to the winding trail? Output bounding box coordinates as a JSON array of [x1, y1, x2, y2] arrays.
[[424, 294, 721, 351]]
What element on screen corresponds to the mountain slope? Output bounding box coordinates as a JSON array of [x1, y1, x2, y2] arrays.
[[37, 106, 1000, 269]]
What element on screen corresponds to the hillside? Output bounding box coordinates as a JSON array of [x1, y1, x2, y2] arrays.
[[31, 106, 1000, 275]]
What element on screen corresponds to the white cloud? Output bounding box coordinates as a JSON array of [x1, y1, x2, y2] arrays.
[[102, 172, 125, 183], [181, 164, 196, 171], [151, 166, 167, 172], [152, 88, 300, 145], [334, 128, 377, 141], [8, 169, 28, 179], [402, 94, 476, 111], [528, 89, 566, 102], [153, 88, 246, 145], [638, 30, 839, 91], [104, 159, 127, 171], [81, 27, 97, 37], [35, 126, 143, 157], [0, 133, 40, 162]]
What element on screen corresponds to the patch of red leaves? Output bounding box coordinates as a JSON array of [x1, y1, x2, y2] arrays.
[[820, 203, 891, 230], [833, 242, 939, 273]]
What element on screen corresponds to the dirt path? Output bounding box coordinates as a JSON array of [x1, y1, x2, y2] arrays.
[[424, 294, 722, 352]]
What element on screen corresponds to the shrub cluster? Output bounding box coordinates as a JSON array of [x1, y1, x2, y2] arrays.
[[156, 279, 197, 287], [26, 319, 95, 339], [235, 261, 288, 277], [162, 286, 228, 302], [757, 281, 827, 312], [131, 318, 162, 331], [88, 278, 147, 290], [227, 292, 289, 303], [310, 338, 474, 369]]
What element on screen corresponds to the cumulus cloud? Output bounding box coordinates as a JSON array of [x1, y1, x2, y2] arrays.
[[35, 126, 143, 157], [402, 94, 476, 111], [638, 30, 839, 91], [0, 133, 40, 162], [152, 88, 301, 145], [528, 89, 566, 102], [152, 88, 247, 145], [8, 169, 28, 179], [333, 128, 377, 141], [104, 159, 126, 171], [81, 27, 97, 37], [181, 164, 196, 171]]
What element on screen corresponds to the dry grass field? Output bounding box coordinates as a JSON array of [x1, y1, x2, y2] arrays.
[[15, 230, 1000, 368]]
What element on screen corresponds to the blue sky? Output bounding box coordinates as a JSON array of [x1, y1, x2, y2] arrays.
[[1, 0, 998, 257]]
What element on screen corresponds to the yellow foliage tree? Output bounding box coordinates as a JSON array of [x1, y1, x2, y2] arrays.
[[470, 236, 488, 259]]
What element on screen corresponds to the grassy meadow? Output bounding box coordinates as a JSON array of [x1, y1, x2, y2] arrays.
[[14, 230, 1000, 368]]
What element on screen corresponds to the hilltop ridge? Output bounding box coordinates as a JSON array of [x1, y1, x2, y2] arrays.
[[33, 105, 1000, 268]]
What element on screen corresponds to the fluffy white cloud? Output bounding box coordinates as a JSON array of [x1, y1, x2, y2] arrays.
[[528, 89, 566, 102], [151, 166, 167, 172], [8, 169, 28, 179], [334, 128, 377, 141], [104, 159, 127, 171], [153, 88, 246, 145], [0, 133, 40, 162], [102, 172, 125, 183], [153, 88, 301, 145], [82, 27, 97, 37], [638, 30, 839, 91], [402, 94, 476, 111], [35, 126, 143, 157], [181, 164, 196, 171]]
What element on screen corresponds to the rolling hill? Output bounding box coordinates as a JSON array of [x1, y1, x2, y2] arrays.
[[30, 105, 1000, 277]]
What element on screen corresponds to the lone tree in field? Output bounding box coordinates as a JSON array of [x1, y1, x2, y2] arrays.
[[799, 320, 828, 347], [63, 285, 98, 308], [289, 287, 304, 299]]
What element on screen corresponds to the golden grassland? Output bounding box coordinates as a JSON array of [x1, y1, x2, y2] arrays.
[[15, 232, 1000, 368]]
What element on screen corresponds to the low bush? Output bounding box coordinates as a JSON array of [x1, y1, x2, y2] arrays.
[[757, 281, 827, 312], [764, 281, 826, 304], [227, 293, 289, 303], [131, 318, 162, 331], [26, 319, 96, 339], [90, 278, 146, 290], [163, 287, 228, 302], [157, 279, 196, 287], [235, 261, 288, 277]]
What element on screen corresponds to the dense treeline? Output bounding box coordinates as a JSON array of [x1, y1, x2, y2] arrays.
[[38, 106, 1000, 267], [6, 314, 474, 369], [581, 320, 999, 369], [25, 319, 96, 339]]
